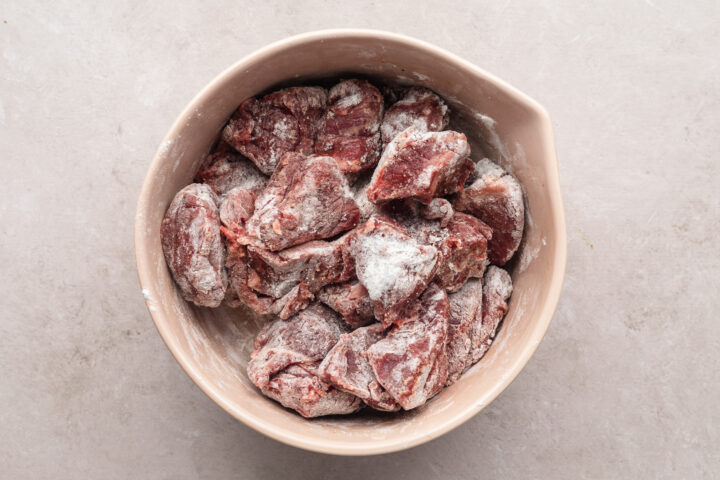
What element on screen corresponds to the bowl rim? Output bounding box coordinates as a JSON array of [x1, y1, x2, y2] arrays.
[[134, 28, 567, 456]]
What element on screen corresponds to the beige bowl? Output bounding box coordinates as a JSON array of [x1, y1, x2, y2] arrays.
[[134, 29, 566, 455]]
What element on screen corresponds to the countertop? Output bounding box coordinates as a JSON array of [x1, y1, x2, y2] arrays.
[[2, 1, 718, 478]]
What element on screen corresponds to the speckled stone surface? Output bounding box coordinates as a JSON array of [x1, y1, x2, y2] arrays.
[[2, 1, 718, 477]]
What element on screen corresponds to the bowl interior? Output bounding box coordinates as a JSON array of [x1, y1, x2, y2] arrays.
[[135, 31, 565, 455]]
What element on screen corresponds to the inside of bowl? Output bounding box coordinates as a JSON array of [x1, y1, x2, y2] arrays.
[[137, 32, 562, 454]]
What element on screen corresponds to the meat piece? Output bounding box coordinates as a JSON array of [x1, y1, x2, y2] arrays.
[[241, 153, 360, 251], [454, 158, 525, 265], [262, 362, 363, 418], [315, 79, 384, 175], [397, 210, 492, 293], [161, 184, 227, 307], [366, 284, 449, 409], [246, 240, 352, 299], [319, 324, 399, 411], [222, 86, 327, 175], [346, 215, 438, 327], [219, 187, 256, 230], [221, 195, 308, 316], [223, 227, 353, 318], [366, 127, 474, 204], [194, 151, 268, 196], [316, 135, 382, 175], [471, 266, 513, 363], [435, 213, 493, 292], [222, 227, 274, 312], [380, 87, 449, 144], [241, 236, 354, 319], [247, 304, 362, 417], [247, 304, 347, 387], [419, 198, 454, 227], [317, 280, 375, 329], [445, 279, 483, 385], [217, 187, 256, 308]]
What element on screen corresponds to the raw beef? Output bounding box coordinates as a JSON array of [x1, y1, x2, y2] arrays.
[[161, 184, 227, 307], [346, 215, 438, 327], [241, 153, 360, 251], [366, 127, 473, 204], [247, 304, 362, 417], [396, 209, 492, 293], [445, 279, 483, 385], [195, 150, 268, 196], [380, 87, 449, 144], [222, 86, 327, 175], [315, 79, 384, 174], [454, 159, 524, 265], [316, 280, 375, 329], [319, 324, 398, 411], [262, 362, 362, 418], [366, 284, 449, 409], [470, 266, 513, 363]]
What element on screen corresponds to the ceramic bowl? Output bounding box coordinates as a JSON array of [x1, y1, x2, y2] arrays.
[[134, 29, 566, 455]]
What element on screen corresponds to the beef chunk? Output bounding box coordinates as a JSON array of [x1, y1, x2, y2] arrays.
[[161, 184, 227, 307], [240, 236, 353, 319], [217, 187, 256, 308], [241, 153, 360, 251], [222, 86, 327, 175], [319, 324, 399, 411], [397, 209, 492, 293], [366, 284, 449, 409], [445, 279, 483, 385], [380, 87, 449, 144], [316, 280, 375, 329], [471, 266, 512, 363], [246, 240, 351, 299], [454, 159, 524, 265], [315, 79, 384, 175], [195, 151, 268, 196], [366, 127, 473, 204], [435, 213, 492, 291], [219, 187, 256, 230], [346, 215, 438, 327], [247, 304, 361, 417], [262, 362, 363, 418]]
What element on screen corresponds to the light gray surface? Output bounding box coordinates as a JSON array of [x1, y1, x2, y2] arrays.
[[2, 1, 718, 478]]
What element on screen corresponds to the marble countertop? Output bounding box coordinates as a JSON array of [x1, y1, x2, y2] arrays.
[[2, 1, 717, 478]]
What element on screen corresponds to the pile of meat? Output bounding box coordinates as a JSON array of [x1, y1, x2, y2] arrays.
[[160, 79, 525, 417]]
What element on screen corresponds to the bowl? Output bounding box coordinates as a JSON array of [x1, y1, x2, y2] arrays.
[[134, 29, 566, 455]]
